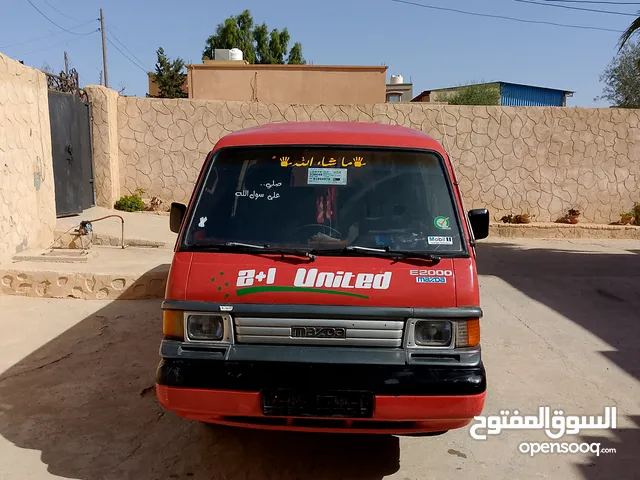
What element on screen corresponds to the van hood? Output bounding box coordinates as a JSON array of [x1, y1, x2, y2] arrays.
[[183, 253, 465, 308]]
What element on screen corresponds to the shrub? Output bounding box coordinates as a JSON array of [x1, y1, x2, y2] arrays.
[[114, 191, 145, 212], [633, 202, 640, 225]]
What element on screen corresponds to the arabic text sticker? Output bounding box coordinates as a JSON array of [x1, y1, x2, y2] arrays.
[[307, 168, 348, 186], [428, 236, 453, 245]]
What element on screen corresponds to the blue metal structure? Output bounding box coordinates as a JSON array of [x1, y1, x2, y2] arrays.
[[500, 82, 570, 107], [411, 82, 574, 107]]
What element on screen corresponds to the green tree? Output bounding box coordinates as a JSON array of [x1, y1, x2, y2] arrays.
[[619, 13, 640, 49], [202, 10, 256, 63], [202, 10, 305, 65], [439, 83, 500, 106], [287, 42, 306, 65], [597, 41, 640, 108], [152, 47, 187, 99]]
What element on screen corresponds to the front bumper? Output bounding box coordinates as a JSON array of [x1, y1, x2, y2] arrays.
[[156, 359, 486, 434]]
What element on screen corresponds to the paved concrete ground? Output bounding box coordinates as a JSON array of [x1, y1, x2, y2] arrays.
[[0, 238, 638, 480]]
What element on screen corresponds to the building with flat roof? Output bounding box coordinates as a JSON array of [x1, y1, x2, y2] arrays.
[[148, 50, 388, 104]]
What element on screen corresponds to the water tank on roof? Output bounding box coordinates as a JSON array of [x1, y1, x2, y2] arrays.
[[390, 74, 404, 85], [229, 48, 243, 61]]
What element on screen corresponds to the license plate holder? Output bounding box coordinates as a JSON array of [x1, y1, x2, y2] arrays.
[[261, 389, 374, 418]]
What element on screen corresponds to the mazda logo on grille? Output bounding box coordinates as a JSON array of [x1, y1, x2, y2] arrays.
[[291, 326, 346, 338]]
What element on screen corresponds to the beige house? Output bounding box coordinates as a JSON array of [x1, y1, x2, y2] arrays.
[[149, 59, 388, 104]]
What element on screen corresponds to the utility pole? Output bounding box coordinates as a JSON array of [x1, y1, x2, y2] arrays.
[[64, 51, 69, 75], [100, 8, 108, 87]]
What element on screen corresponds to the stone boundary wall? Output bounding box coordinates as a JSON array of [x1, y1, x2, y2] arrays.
[[89, 85, 640, 224], [0, 53, 56, 264]]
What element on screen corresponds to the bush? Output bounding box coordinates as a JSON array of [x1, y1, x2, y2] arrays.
[[439, 83, 500, 106], [633, 202, 640, 225], [114, 190, 145, 212]]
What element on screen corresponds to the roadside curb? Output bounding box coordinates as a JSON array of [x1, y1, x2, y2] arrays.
[[489, 223, 640, 240], [52, 230, 172, 249], [0, 247, 171, 300], [0, 266, 168, 300]]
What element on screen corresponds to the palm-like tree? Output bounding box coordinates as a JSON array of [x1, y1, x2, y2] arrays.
[[619, 15, 640, 50]]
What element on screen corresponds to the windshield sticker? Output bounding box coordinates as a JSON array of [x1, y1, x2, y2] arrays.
[[434, 216, 451, 230], [308, 168, 348, 186], [235, 189, 280, 201], [261, 181, 282, 190], [428, 236, 454, 245], [278, 156, 367, 168], [198, 216, 207, 228]]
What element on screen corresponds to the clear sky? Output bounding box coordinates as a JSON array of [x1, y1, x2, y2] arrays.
[[1, 0, 636, 106]]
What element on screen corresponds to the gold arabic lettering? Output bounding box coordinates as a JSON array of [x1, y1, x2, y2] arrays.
[[279, 155, 366, 168]]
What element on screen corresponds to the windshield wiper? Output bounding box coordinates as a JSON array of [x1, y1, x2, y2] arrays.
[[191, 241, 316, 260], [316, 245, 441, 263]]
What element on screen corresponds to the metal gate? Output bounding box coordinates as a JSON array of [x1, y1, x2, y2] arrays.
[[47, 71, 95, 217]]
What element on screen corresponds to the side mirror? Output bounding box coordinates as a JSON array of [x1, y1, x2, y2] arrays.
[[468, 208, 489, 240], [170, 202, 187, 233]]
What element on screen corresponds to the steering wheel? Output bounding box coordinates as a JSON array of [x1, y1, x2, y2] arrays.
[[287, 223, 343, 241]]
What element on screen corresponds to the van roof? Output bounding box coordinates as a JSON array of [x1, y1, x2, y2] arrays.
[[213, 121, 447, 153]]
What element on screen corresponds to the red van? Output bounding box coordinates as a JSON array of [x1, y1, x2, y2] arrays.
[[156, 122, 489, 434]]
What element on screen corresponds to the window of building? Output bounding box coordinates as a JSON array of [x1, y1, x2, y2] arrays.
[[387, 93, 401, 103]]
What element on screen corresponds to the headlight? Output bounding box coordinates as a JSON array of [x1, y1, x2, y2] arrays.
[[414, 320, 453, 347], [186, 314, 227, 341]]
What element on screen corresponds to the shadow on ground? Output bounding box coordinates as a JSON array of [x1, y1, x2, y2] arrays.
[[476, 241, 640, 480], [0, 269, 399, 480]]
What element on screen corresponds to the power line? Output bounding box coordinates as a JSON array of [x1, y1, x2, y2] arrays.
[[26, 0, 97, 35], [544, 1, 640, 5], [105, 36, 150, 73], [391, 0, 624, 32], [0, 19, 97, 48], [41, 0, 83, 22], [514, 0, 637, 16], [18, 30, 98, 57], [106, 29, 150, 73]]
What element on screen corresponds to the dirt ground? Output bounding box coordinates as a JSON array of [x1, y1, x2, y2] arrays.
[[0, 238, 638, 480]]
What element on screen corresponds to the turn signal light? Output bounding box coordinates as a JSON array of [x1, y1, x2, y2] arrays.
[[456, 319, 480, 347], [163, 310, 184, 340]]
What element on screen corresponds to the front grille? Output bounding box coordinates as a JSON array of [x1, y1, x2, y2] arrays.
[[234, 317, 405, 347]]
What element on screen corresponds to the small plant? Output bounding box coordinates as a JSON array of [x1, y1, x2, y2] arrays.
[[500, 214, 515, 224], [515, 213, 531, 224], [114, 191, 145, 212], [620, 211, 634, 225], [146, 195, 163, 211], [565, 208, 581, 224], [633, 202, 640, 226]]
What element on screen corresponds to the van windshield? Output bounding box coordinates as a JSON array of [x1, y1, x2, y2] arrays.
[[182, 147, 465, 254]]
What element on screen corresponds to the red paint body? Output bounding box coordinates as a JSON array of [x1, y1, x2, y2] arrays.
[[159, 122, 485, 434], [157, 385, 486, 434]]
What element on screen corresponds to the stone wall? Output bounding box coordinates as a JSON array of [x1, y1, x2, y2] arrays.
[[85, 86, 121, 208], [110, 94, 640, 224], [0, 53, 56, 264]]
